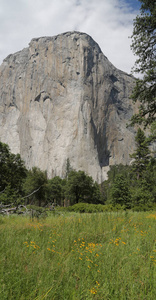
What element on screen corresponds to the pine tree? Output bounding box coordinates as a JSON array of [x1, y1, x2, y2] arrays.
[[110, 175, 131, 208], [130, 0, 156, 127], [130, 128, 151, 179]]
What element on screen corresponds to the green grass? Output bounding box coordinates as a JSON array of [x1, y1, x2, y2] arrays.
[[0, 211, 156, 299]]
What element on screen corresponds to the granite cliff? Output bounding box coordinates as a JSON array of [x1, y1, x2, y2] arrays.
[[0, 31, 137, 182]]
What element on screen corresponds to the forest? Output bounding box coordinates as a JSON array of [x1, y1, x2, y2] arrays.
[[0, 125, 156, 213]]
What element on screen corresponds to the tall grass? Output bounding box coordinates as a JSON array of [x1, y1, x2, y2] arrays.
[[0, 211, 156, 299]]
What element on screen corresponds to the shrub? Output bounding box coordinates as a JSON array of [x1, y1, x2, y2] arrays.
[[68, 203, 87, 213], [64, 203, 126, 213], [132, 203, 156, 212], [26, 205, 48, 219]]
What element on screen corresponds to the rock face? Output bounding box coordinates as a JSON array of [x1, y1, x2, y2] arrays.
[[0, 31, 137, 182]]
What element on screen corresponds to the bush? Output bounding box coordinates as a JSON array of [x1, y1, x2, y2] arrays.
[[68, 203, 88, 213], [131, 185, 154, 207], [0, 185, 22, 205], [64, 203, 126, 213], [132, 203, 156, 212], [26, 205, 48, 219]]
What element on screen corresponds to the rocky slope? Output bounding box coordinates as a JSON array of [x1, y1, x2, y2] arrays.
[[0, 31, 137, 182]]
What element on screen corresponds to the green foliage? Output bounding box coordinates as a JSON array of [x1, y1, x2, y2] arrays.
[[91, 181, 103, 204], [110, 175, 131, 208], [46, 176, 66, 205], [101, 154, 156, 210], [0, 142, 27, 191], [67, 203, 102, 213], [0, 142, 27, 204], [65, 170, 102, 205], [0, 185, 22, 205], [131, 180, 154, 206], [130, 128, 151, 180], [132, 202, 155, 212], [101, 164, 132, 204], [129, 128, 156, 205], [148, 121, 156, 155], [66, 203, 126, 213], [145, 158, 156, 201], [131, 159, 156, 205], [130, 0, 156, 127], [23, 167, 47, 206], [68, 203, 89, 213], [26, 205, 48, 219], [0, 142, 11, 191]]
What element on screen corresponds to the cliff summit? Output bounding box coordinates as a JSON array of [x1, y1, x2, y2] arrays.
[[0, 31, 137, 182]]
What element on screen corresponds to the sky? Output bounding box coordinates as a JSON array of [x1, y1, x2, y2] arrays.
[[0, 0, 141, 74]]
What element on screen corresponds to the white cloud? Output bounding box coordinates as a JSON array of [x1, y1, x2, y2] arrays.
[[0, 0, 139, 73]]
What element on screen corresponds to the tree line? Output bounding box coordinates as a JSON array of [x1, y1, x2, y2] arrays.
[[0, 144, 101, 207], [0, 126, 155, 210], [101, 127, 156, 210]]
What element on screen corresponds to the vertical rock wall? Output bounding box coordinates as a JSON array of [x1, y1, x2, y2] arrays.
[[0, 32, 137, 182]]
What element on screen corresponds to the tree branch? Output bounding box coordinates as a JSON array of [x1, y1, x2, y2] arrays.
[[22, 186, 42, 199]]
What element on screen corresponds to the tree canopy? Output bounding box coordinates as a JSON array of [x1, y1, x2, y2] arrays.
[[0, 139, 155, 211], [46, 176, 66, 206], [65, 170, 101, 205], [130, 128, 151, 179], [130, 0, 156, 127], [0, 142, 27, 204], [0, 142, 27, 192], [110, 174, 131, 208], [23, 167, 47, 206]]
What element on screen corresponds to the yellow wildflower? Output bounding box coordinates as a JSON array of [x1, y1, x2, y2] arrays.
[[90, 288, 97, 294]]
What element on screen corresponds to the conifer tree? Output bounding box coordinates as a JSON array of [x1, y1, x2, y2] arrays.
[[110, 175, 131, 208], [130, 128, 151, 179], [130, 0, 156, 127]]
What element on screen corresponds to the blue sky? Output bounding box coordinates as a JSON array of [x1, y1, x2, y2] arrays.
[[0, 0, 141, 74], [126, 0, 141, 10]]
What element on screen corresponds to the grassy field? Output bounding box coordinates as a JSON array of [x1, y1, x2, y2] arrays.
[[0, 211, 156, 299]]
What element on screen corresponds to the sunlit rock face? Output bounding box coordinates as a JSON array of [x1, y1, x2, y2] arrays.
[[0, 31, 137, 182]]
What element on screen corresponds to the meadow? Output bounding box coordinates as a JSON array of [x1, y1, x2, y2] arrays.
[[0, 211, 156, 299]]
